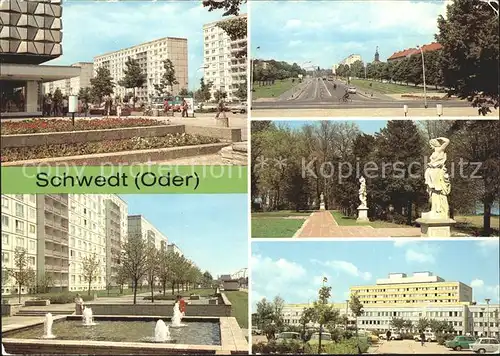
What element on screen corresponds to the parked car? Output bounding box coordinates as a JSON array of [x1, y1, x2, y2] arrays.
[[230, 101, 247, 114], [307, 332, 334, 345], [276, 332, 301, 343], [358, 330, 379, 343], [379, 331, 401, 340], [445, 335, 477, 351], [347, 86, 357, 94], [414, 331, 437, 342], [471, 338, 500, 354]]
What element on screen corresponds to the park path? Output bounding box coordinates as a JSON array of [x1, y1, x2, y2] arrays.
[[296, 211, 420, 238]]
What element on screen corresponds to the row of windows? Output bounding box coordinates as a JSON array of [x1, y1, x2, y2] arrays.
[[354, 286, 459, 293], [2, 194, 36, 205], [2, 233, 36, 250], [2, 251, 35, 265], [364, 299, 458, 304], [362, 293, 458, 299], [2, 216, 36, 234]]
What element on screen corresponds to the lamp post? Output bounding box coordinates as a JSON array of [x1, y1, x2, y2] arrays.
[[416, 45, 428, 109], [195, 65, 209, 104], [485, 298, 491, 337], [250, 46, 260, 94]]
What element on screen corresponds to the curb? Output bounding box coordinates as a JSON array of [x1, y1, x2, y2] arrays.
[[292, 213, 313, 238]]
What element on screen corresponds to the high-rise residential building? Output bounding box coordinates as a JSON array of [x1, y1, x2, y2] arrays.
[[104, 195, 128, 285], [339, 54, 363, 66], [350, 271, 473, 305], [128, 215, 168, 250], [1, 194, 38, 295], [280, 271, 498, 338], [67, 195, 107, 292], [36, 194, 70, 292], [0, 0, 81, 117], [93, 37, 188, 103], [167, 243, 183, 256], [203, 14, 247, 102], [1, 194, 129, 295], [43, 62, 94, 96]]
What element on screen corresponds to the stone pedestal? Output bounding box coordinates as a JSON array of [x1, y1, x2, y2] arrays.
[[357, 207, 369, 223], [215, 117, 229, 127], [416, 214, 456, 237], [319, 203, 325, 210]]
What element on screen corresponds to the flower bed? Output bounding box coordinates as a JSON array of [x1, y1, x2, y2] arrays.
[[2, 118, 166, 135], [2, 134, 220, 162]]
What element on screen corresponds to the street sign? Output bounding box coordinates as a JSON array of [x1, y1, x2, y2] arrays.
[[68, 95, 78, 113]]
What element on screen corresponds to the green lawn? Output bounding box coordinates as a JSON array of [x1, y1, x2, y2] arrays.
[[252, 211, 311, 237], [454, 215, 500, 236], [330, 210, 410, 228], [252, 78, 298, 99], [225, 290, 248, 329], [350, 79, 441, 95]]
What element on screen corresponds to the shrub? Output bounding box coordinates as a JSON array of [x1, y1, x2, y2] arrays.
[[401, 332, 414, 340], [252, 342, 265, 354], [143, 295, 177, 301], [437, 333, 455, 345], [35, 292, 94, 304]]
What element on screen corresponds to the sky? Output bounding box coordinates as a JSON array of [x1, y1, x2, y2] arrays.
[[48, 0, 247, 90], [120, 194, 248, 278], [251, 0, 452, 68], [275, 120, 388, 134], [251, 239, 500, 311]]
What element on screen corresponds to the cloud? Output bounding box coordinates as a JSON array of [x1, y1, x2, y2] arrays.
[[405, 249, 436, 264], [471, 279, 485, 288], [470, 279, 500, 303], [288, 40, 302, 47], [394, 241, 438, 264], [476, 239, 500, 255], [312, 259, 372, 281], [284, 19, 302, 28]]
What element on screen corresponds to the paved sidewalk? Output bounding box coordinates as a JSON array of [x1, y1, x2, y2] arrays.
[[373, 339, 465, 354], [297, 211, 420, 237]]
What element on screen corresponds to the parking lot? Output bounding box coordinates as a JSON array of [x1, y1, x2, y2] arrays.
[[373, 339, 473, 354]]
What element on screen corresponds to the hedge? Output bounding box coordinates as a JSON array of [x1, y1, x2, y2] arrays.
[[35, 292, 94, 304]]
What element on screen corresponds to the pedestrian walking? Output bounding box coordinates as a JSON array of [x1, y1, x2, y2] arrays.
[[74, 293, 84, 315], [386, 329, 392, 341], [62, 96, 68, 117], [181, 98, 188, 117], [215, 97, 227, 119], [420, 330, 425, 346]]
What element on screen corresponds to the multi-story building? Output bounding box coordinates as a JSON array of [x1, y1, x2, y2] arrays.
[[103, 195, 128, 286], [281, 272, 499, 338], [350, 272, 473, 305], [339, 54, 363, 67], [167, 243, 183, 256], [128, 215, 168, 251], [43, 62, 94, 96], [1, 194, 38, 295], [387, 42, 442, 62], [0, 0, 81, 117], [1, 194, 130, 294], [203, 14, 247, 102], [36, 194, 70, 293], [93, 37, 188, 103]]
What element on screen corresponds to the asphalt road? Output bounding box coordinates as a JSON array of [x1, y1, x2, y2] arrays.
[[252, 77, 472, 110]]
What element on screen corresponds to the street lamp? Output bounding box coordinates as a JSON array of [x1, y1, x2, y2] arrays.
[[485, 298, 491, 337], [250, 46, 260, 93], [416, 45, 428, 109]]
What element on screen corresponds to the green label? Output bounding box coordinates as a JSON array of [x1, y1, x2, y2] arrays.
[[1, 166, 247, 194]]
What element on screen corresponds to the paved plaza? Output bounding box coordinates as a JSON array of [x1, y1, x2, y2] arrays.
[[295, 211, 420, 238]]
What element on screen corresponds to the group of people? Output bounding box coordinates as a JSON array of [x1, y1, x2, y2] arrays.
[[384, 329, 428, 346], [43, 94, 69, 117], [163, 98, 190, 117]]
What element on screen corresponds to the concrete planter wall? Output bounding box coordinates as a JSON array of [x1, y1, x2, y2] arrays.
[[1, 302, 22, 317], [25, 300, 50, 306]]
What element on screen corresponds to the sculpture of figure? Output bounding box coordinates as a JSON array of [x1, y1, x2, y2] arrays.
[[424, 137, 451, 218], [320, 193, 324, 203], [358, 176, 367, 208]]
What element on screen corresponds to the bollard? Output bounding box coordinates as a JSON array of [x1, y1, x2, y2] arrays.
[[436, 104, 443, 117], [403, 105, 408, 117]]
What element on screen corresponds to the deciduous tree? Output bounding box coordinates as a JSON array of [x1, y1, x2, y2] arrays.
[[81, 252, 101, 296], [118, 57, 146, 108], [90, 67, 115, 103], [154, 59, 179, 96], [6, 247, 36, 303]]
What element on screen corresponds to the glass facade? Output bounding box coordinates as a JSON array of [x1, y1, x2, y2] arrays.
[[0, 80, 27, 113]]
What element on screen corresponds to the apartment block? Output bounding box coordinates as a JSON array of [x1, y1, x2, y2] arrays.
[[339, 54, 363, 66], [43, 62, 94, 96], [167, 243, 183, 256], [1, 194, 38, 295], [203, 14, 247, 102], [350, 272, 473, 305], [93, 37, 188, 102], [104, 195, 128, 286], [128, 215, 168, 251]]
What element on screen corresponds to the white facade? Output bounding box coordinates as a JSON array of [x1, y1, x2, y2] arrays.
[[203, 14, 247, 102], [167, 243, 183, 256], [43, 62, 94, 96], [68, 195, 107, 292], [1, 194, 38, 295], [128, 215, 168, 251], [104, 194, 128, 285], [94, 37, 188, 103], [340, 54, 362, 66]]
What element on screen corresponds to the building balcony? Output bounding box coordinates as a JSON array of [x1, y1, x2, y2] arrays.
[[45, 219, 69, 233], [46, 194, 68, 206], [44, 230, 68, 245], [46, 264, 69, 273], [231, 38, 246, 45]]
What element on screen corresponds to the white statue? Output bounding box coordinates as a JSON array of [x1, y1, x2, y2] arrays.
[[424, 137, 451, 218], [358, 176, 367, 208], [320, 193, 324, 203]]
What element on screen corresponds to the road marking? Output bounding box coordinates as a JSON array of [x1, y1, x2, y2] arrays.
[[313, 79, 319, 99], [320, 78, 332, 97]]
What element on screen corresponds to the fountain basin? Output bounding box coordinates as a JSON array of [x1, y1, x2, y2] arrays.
[[2, 315, 247, 355]]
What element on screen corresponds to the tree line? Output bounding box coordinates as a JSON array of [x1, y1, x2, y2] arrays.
[[251, 120, 499, 235], [252, 60, 307, 86], [336, 0, 498, 114], [2, 235, 213, 305]]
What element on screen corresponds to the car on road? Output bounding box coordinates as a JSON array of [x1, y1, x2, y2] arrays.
[[471, 338, 500, 354], [276, 332, 301, 343], [445, 335, 477, 351], [347, 86, 357, 94], [230, 101, 247, 114], [379, 331, 402, 340], [413, 331, 437, 342]]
